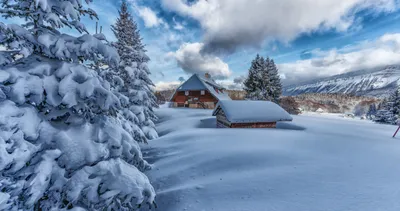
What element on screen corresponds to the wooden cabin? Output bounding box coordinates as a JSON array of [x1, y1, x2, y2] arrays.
[[170, 73, 231, 109], [212, 100, 293, 128]]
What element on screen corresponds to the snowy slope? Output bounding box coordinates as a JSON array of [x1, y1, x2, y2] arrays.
[[143, 108, 400, 211], [284, 65, 400, 97]]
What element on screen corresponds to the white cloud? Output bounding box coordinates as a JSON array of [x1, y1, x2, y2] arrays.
[[167, 42, 232, 79], [172, 17, 184, 30], [279, 33, 400, 84], [173, 22, 184, 30], [161, 0, 398, 53], [155, 81, 181, 91], [218, 79, 244, 90], [138, 7, 167, 28]]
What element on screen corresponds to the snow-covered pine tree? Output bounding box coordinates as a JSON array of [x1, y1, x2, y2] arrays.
[[244, 54, 264, 100], [111, 1, 158, 141], [0, 1, 155, 210], [244, 55, 282, 103], [256, 56, 273, 101], [267, 58, 282, 104], [374, 89, 400, 124]]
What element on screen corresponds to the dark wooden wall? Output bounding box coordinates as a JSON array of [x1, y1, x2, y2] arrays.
[[216, 110, 277, 128], [172, 90, 217, 103], [230, 122, 277, 128]]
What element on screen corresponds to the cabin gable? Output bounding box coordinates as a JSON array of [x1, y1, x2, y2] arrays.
[[177, 75, 206, 91], [170, 74, 231, 109]]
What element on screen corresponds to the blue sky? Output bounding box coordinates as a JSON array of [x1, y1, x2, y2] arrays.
[[2, 0, 400, 89]]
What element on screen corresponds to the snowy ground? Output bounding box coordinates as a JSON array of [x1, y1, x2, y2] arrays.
[[142, 108, 400, 211]]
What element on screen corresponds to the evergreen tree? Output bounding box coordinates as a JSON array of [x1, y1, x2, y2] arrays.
[[111, 1, 158, 140], [244, 54, 263, 100], [243, 55, 282, 103], [374, 89, 400, 124], [256, 56, 273, 101], [0, 0, 155, 210], [267, 58, 282, 104]]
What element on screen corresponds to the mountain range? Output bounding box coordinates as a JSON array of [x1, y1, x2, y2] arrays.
[[283, 65, 400, 98]]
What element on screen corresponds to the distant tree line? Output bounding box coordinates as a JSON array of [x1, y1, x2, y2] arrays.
[[369, 88, 400, 125], [291, 93, 379, 114]]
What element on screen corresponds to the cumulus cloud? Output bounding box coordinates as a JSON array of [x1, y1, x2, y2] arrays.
[[155, 81, 181, 91], [161, 0, 398, 54], [279, 33, 400, 84], [167, 42, 232, 79], [138, 7, 167, 28], [217, 79, 244, 90]]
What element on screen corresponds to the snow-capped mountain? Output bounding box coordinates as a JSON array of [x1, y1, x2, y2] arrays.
[[283, 65, 400, 98]]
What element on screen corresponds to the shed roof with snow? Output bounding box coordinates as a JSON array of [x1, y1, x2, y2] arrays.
[[213, 100, 293, 123], [170, 74, 231, 101]]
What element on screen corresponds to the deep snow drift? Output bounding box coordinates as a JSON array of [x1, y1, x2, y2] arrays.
[[144, 108, 400, 211]]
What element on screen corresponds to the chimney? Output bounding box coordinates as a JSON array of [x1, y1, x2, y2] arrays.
[[205, 72, 211, 79]]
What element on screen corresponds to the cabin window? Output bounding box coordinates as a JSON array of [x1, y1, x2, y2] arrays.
[[185, 91, 189, 96], [201, 90, 205, 95]]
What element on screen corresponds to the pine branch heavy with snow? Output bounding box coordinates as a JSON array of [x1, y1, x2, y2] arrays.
[[0, 0, 155, 210]]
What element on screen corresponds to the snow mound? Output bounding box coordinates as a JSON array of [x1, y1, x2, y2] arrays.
[[145, 108, 400, 211]]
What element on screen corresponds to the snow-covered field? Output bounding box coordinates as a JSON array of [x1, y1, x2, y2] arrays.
[[143, 108, 400, 211]]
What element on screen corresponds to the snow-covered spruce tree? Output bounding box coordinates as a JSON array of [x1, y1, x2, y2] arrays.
[[256, 56, 275, 101], [374, 89, 400, 124], [88, 31, 149, 145], [266, 58, 282, 104], [111, 1, 158, 141], [244, 54, 264, 100], [0, 1, 155, 210], [244, 55, 282, 103]]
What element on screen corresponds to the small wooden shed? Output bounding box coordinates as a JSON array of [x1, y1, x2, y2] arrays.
[[212, 100, 293, 128]]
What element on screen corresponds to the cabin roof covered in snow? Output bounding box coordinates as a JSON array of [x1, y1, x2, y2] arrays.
[[171, 74, 231, 101], [213, 100, 293, 123]]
